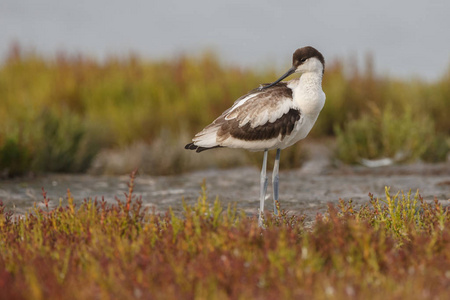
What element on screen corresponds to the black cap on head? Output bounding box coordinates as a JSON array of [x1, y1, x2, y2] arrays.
[[259, 46, 325, 91], [292, 46, 325, 70]]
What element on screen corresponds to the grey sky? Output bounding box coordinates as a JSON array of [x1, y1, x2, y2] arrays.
[[0, 0, 449, 80]]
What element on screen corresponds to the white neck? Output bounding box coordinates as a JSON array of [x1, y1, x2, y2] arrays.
[[288, 71, 325, 115], [299, 71, 323, 87], [289, 71, 323, 94]]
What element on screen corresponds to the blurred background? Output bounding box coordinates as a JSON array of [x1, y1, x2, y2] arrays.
[[0, 0, 449, 177]]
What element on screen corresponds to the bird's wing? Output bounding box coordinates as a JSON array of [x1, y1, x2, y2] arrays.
[[192, 82, 301, 147], [224, 82, 295, 127]]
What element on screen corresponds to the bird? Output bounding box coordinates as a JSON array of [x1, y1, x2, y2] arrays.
[[185, 46, 326, 226]]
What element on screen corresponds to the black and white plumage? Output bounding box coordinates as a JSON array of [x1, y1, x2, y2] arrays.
[[185, 82, 300, 151], [185, 46, 326, 226]]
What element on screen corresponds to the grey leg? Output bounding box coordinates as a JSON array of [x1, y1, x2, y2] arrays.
[[272, 149, 281, 215], [258, 150, 269, 227]]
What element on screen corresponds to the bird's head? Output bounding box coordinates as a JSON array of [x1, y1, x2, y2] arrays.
[[260, 46, 325, 90], [292, 46, 325, 75]]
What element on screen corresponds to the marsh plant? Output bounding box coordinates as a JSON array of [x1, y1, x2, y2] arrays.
[[334, 106, 448, 164], [0, 46, 448, 176], [0, 171, 449, 299]]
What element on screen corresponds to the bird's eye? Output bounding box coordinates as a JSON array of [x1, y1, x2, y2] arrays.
[[300, 58, 307, 63]]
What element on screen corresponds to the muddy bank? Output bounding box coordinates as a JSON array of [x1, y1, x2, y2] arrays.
[[1, 159, 449, 220]]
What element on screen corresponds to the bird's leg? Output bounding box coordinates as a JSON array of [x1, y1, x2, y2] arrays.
[[258, 150, 269, 227], [272, 148, 281, 216]]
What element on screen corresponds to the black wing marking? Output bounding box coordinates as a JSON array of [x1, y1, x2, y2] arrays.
[[218, 108, 301, 141], [184, 143, 222, 152]]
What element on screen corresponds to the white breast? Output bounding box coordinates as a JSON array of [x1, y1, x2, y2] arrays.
[[281, 74, 325, 148], [289, 74, 325, 115]]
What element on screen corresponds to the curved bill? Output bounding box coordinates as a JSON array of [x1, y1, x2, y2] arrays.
[[259, 66, 296, 90]]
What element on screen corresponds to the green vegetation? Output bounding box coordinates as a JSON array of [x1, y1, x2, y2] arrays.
[[0, 172, 449, 299], [334, 107, 448, 163], [331, 62, 450, 164], [0, 46, 448, 176]]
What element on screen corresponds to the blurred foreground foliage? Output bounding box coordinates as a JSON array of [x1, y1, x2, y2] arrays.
[[0, 46, 448, 176], [0, 172, 450, 299]]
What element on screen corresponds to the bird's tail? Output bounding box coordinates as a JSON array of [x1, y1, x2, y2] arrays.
[[184, 121, 224, 152], [184, 143, 222, 152]]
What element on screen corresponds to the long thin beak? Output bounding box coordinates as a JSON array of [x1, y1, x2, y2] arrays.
[[259, 66, 296, 90]]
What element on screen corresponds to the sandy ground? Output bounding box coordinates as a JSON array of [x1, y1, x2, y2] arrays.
[[1, 143, 449, 220]]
